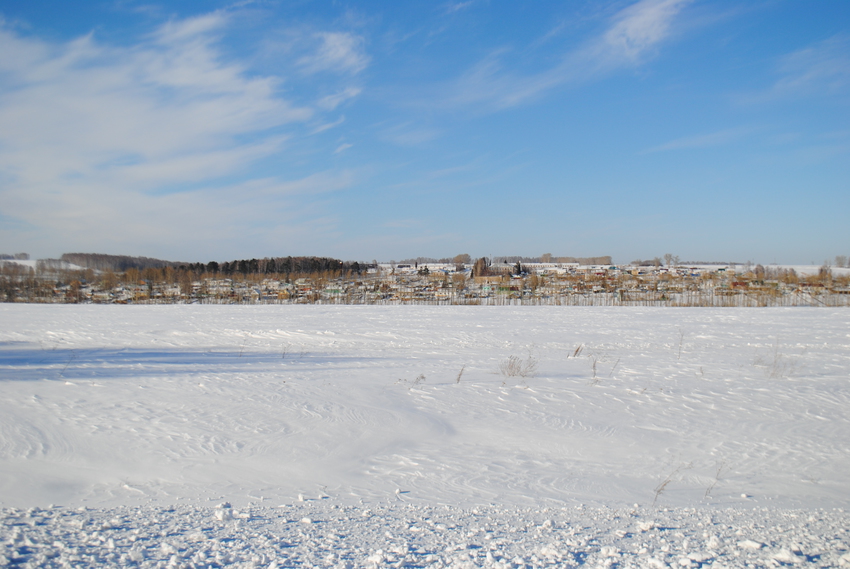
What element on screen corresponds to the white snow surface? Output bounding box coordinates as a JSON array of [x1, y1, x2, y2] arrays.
[[1, 305, 849, 567]]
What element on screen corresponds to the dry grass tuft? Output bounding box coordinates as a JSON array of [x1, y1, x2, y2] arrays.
[[499, 353, 538, 379]]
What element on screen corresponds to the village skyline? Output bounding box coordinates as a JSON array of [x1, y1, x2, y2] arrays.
[[6, 251, 850, 271]]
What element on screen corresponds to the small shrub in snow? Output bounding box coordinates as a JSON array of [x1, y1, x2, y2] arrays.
[[396, 374, 426, 389], [499, 353, 537, 379]]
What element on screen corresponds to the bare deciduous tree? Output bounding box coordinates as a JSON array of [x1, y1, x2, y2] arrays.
[[663, 254, 680, 267]]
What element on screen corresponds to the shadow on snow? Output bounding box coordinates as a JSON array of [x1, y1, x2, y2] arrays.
[[0, 342, 380, 382]]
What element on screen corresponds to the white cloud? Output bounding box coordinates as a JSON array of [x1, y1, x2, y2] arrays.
[[1, 168, 356, 260], [0, 15, 309, 173], [601, 0, 691, 63], [297, 32, 369, 75], [0, 14, 360, 258], [334, 143, 353, 154]]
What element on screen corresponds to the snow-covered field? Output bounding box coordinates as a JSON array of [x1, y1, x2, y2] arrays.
[[1, 305, 848, 567]]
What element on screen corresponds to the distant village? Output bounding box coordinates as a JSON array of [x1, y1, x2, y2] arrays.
[[2, 252, 849, 307]]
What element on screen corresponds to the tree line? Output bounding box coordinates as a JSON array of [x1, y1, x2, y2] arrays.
[[57, 253, 368, 277], [60, 253, 184, 271], [178, 257, 368, 276]]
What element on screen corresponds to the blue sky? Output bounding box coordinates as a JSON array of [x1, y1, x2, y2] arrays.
[[0, 1, 847, 264]]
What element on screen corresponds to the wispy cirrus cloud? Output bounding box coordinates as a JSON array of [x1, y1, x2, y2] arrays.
[[772, 34, 850, 97], [442, 1, 476, 15], [449, 0, 692, 110], [379, 122, 442, 146], [382, 219, 422, 228], [735, 34, 850, 106], [641, 126, 754, 154], [153, 11, 225, 43], [310, 116, 346, 134], [317, 87, 362, 110], [297, 32, 369, 75]]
